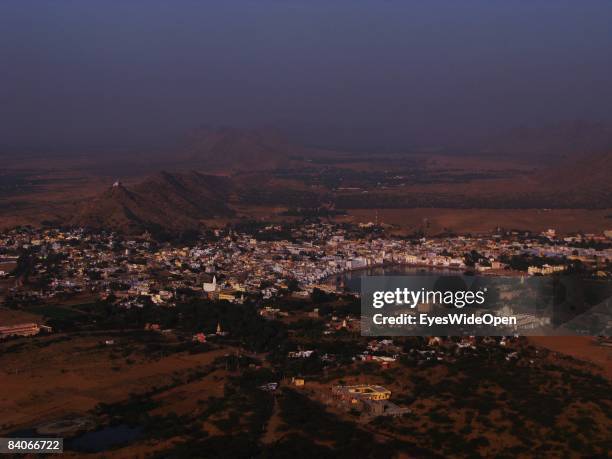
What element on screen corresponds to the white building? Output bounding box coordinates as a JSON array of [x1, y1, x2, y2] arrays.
[[203, 275, 217, 293]]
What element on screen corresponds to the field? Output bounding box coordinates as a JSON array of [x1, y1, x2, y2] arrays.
[[529, 336, 612, 379], [0, 332, 231, 434], [340, 208, 612, 235], [0, 306, 42, 326]]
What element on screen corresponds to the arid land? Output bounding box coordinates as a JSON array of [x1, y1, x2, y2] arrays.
[[2, 147, 610, 235], [0, 326, 610, 458]]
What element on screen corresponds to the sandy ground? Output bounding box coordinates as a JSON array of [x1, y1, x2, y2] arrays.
[[0, 334, 229, 431], [0, 307, 43, 326], [529, 336, 612, 379]]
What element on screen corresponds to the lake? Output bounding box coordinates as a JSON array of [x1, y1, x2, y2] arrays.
[[65, 424, 143, 453], [334, 265, 462, 292]]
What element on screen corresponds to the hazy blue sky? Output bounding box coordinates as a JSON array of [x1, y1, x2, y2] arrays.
[[1, 0, 611, 151]]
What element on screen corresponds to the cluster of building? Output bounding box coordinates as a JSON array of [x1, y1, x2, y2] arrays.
[[0, 224, 610, 311]]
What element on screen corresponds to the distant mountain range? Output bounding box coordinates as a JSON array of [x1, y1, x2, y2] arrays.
[[67, 125, 612, 234], [481, 121, 612, 158], [184, 126, 305, 172], [72, 171, 234, 234], [181, 122, 612, 170]]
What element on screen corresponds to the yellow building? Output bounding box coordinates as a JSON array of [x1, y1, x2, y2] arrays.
[[218, 290, 237, 301], [333, 384, 391, 401]]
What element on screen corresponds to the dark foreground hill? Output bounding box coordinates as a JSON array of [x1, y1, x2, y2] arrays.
[[72, 171, 234, 234]]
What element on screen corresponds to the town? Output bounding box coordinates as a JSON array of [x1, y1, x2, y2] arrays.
[[1, 222, 610, 315]]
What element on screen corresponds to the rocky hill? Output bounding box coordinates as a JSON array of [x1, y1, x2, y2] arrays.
[[72, 171, 234, 234]]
